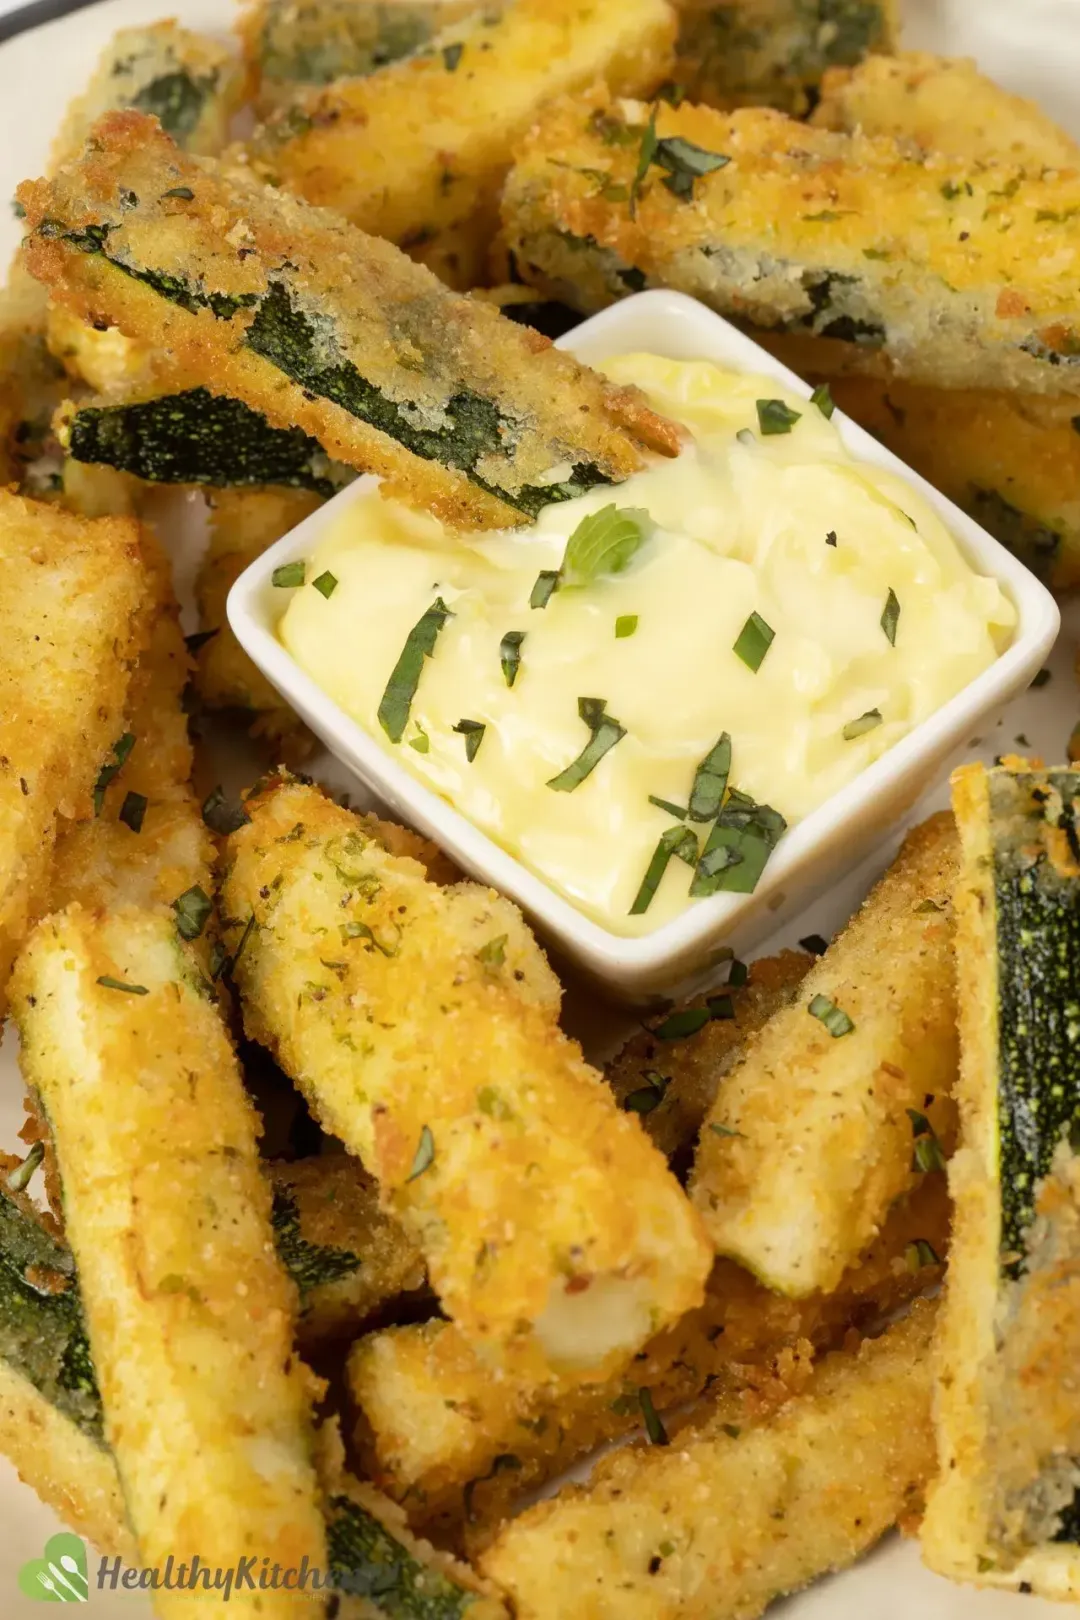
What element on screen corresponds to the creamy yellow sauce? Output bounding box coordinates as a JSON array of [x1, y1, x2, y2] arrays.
[[280, 353, 1016, 935]]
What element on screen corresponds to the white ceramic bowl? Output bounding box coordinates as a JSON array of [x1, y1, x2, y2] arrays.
[[228, 289, 1060, 1000]]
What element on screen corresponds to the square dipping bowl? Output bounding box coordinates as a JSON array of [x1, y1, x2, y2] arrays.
[[228, 289, 1060, 1001]]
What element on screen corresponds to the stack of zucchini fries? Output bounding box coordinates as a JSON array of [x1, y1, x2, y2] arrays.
[[0, 1, 1076, 1615]]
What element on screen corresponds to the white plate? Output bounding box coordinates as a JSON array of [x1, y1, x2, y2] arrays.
[[1, 1, 1078, 1613]]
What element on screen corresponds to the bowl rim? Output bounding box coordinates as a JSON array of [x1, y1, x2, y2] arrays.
[[227, 288, 1060, 989]]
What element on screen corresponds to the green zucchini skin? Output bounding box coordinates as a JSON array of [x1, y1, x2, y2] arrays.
[[254, 1, 454, 92], [270, 1186, 362, 1295], [65, 387, 352, 495], [328, 1494, 479, 1618]]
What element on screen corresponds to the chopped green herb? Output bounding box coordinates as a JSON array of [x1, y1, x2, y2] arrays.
[[629, 104, 659, 219], [96, 975, 149, 996], [905, 1238, 941, 1271], [881, 588, 900, 646], [160, 186, 195, 201], [722, 1424, 741, 1439], [708, 993, 734, 1021], [1031, 668, 1052, 688], [561, 504, 649, 587], [799, 933, 828, 955], [453, 719, 486, 762], [118, 790, 147, 832], [615, 614, 639, 639], [377, 597, 453, 743], [825, 530, 837, 547], [842, 708, 883, 742], [688, 732, 732, 822], [639, 1388, 669, 1446], [649, 795, 687, 820], [808, 993, 854, 1037], [908, 1108, 947, 1173], [530, 569, 560, 609], [92, 731, 135, 815], [312, 570, 338, 599], [654, 1006, 710, 1039], [756, 399, 801, 436], [629, 825, 698, 915], [500, 630, 525, 687], [810, 383, 835, 419], [728, 959, 748, 987], [709, 1122, 743, 1138], [477, 934, 507, 969], [271, 560, 305, 588], [546, 698, 625, 792], [623, 1071, 670, 1114], [652, 135, 730, 200], [406, 1125, 435, 1182], [441, 41, 463, 70], [733, 612, 775, 673], [408, 725, 430, 754], [202, 786, 251, 836], [690, 789, 786, 898], [172, 884, 213, 941]]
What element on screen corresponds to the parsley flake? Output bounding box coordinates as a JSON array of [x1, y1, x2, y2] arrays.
[[312, 570, 338, 599], [271, 560, 305, 588], [881, 588, 901, 646], [733, 612, 774, 672], [756, 398, 801, 435], [406, 1125, 435, 1182]]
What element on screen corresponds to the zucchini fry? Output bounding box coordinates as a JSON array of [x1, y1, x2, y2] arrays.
[[501, 90, 1080, 396], [11, 907, 328, 1615], [0, 491, 145, 1009], [221, 775, 710, 1375], [691, 813, 958, 1296], [52, 21, 245, 165], [20, 112, 677, 532], [481, 1300, 938, 1619], [813, 51, 1080, 167], [347, 1176, 948, 1546], [923, 763, 1080, 1597], [238, 0, 478, 115], [605, 949, 812, 1168], [242, 0, 676, 289], [0, 267, 67, 488], [269, 1156, 426, 1347], [674, 0, 897, 116]]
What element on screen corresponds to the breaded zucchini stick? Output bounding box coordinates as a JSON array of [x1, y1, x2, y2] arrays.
[[501, 91, 1080, 396], [0, 267, 67, 488], [813, 51, 1080, 167], [52, 20, 245, 165], [20, 112, 677, 530], [674, 0, 896, 116], [347, 1177, 948, 1545], [0, 491, 145, 1007], [481, 1300, 937, 1619], [691, 813, 958, 1296], [923, 763, 1080, 1597], [11, 907, 328, 1616], [605, 949, 812, 1168], [221, 776, 710, 1374], [269, 1156, 425, 1347], [238, 0, 478, 114], [241, 0, 676, 289]]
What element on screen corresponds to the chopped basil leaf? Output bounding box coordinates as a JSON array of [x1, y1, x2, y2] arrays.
[[709, 1122, 743, 1138], [881, 588, 900, 646], [202, 785, 251, 836], [96, 975, 149, 996], [908, 1107, 947, 1172], [654, 1005, 710, 1039], [377, 597, 453, 743], [408, 725, 430, 753], [690, 788, 786, 897], [561, 504, 649, 588], [93, 731, 135, 815], [442, 41, 463, 70], [172, 884, 213, 941], [500, 630, 525, 687], [688, 732, 731, 822], [272, 560, 305, 588], [653, 135, 730, 201], [810, 383, 835, 419], [756, 398, 801, 436], [905, 1238, 941, 1271], [842, 708, 883, 741], [733, 612, 774, 673], [477, 934, 507, 969], [530, 569, 560, 609], [649, 795, 687, 820], [629, 104, 659, 219], [312, 570, 338, 599], [825, 530, 838, 547], [708, 993, 734, 1021], [623, 1071, 670, 1114], [629, 825, 698, 915], [119, 790, 147, 832], [546, 698, 625, 792], [728, 959, 748, 987], [161, 186, 195, 200], [808, 993, 854, 1037], [615, 614, 638, 639], [453, 719, 486, 762], [639, 1388, 669, 1446], [406, 1125, 435, 1182], [799, 933, 828, 955]]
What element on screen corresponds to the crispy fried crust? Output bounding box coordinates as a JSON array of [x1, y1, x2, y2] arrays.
[[480, 1300, 938, 1619], [11, 906, 328, 1616], [222, 776, 710, 1374], [0, 491, 146, 1010], [502, 89, 1080, 396], [347, 1174, 948, 1548], [241, 0, 676, 289], [19, 112, 679, 531], [691, 813, 959, 1296], [812, 51, 1080, 167], [0, 265, 67, 488]]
